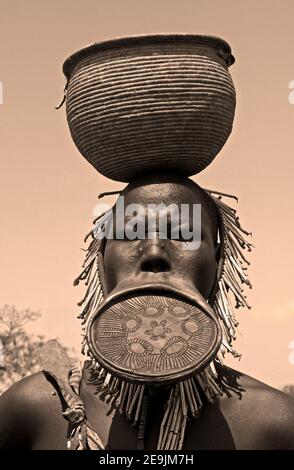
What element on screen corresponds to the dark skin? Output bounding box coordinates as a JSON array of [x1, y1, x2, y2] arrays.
[[1, 175, 294, 450]]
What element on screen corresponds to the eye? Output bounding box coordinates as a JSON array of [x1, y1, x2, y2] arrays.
[[173, 224, 196, 242]]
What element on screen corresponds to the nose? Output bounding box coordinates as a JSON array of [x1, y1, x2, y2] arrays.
[[139, 240, 171, 273]]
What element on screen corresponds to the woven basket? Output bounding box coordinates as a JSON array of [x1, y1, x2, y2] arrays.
[[63, 34, 236, 182]]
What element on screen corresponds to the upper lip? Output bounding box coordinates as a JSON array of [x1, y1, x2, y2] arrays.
[[135, 271, 172, 281]]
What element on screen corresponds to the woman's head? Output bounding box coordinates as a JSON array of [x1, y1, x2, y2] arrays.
[[104, 172, 220, 299]]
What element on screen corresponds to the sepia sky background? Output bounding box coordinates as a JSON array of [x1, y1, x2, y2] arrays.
[[1, 0, 294, 388]]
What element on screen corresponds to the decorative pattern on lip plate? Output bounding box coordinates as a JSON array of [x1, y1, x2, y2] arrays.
[[88, 293, 220, 383]]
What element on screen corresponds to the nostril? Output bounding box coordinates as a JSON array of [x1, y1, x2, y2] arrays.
[[141, 257, 171, 273]]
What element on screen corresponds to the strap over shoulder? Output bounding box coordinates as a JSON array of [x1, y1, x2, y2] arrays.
[[38, 340, 104, 450], [39, 340, 85, 425]]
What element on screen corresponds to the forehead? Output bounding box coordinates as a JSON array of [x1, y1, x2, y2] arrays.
[[115, 181, 216, 231], [123, 182, 206, 206]]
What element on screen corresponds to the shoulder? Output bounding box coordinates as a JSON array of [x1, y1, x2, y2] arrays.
[[220, 367, 294, 449], [239, 370, 294, 418], [0, 372, 65, 448]]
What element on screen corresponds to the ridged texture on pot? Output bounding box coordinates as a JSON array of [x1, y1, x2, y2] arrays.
[[64, 35, 236, 182]]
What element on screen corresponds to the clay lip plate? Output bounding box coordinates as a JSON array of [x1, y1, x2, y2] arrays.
[[87, 283, 222, 385]]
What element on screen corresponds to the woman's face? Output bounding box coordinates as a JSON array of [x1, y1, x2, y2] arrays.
[[104, 180, 219, 300]]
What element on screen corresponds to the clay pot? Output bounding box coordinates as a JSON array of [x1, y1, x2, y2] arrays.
[[63, 34, 236, 182]]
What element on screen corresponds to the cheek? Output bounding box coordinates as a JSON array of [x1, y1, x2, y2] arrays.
[[104, 241, 139, 290], [174, 240, 217, 297]]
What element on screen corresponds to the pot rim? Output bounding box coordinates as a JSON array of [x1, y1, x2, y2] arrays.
[[63, 33, 235, 79]]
